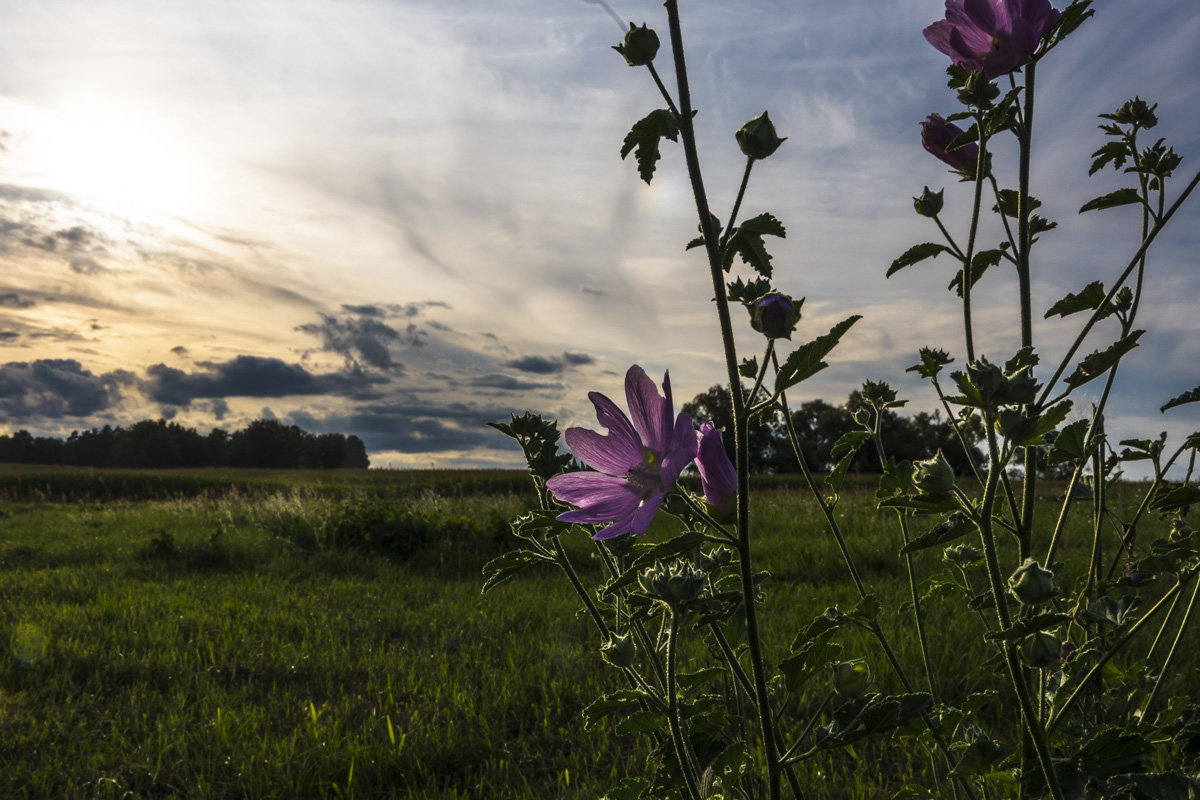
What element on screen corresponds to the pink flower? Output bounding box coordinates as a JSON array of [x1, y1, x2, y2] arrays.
[[921, 114, 980, 176], [695, 422, 737, 511], [547, 365, 697, 540], [924, 0, 1060, 79]]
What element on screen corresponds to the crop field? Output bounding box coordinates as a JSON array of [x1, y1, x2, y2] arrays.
[[0, 467, 1185, 799]]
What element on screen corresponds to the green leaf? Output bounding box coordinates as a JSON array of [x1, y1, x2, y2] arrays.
[[825, 431, 870, 494], [1150, 484, 1200, 512], [481, 548, 554, 594], [906, 347, 954, 380], [1079, 187, 1141, 213], [774, 316, 862, 393], [1044, 280, 1109, 319], [722, 213, 786, 278], [815, 693, 932, 750], [778, 632, 842, 693], [948, 249, 1003, 297], [1007, 400, 1073, 447], [1079, 595, 1142, 626], [1046, 419, 1092, 464], [887, 243, 950, 278], [620, 109, 680, 184], [900, 513, 976, 555], [790, 607, 849, 652], [614, 710, 663, 734], [1162, 385, 1200, 413], [583, 689, 654, 729], [984, 612, 1071, 641], [1064, 331, 1144, 389]]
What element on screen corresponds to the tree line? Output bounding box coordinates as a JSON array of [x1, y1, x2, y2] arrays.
[[0, 419, 370, 469], [682, 385, 985, 475]]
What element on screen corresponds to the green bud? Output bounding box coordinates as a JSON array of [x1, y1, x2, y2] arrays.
[[612, 22, 660, 67], [638, 560, 706, 608], [601, 633, 637, 669], [1008, 558, 1058, 606], [699, 546, 733, 574], [1108, 97, 1158, 129], [914, 450, 956, 497], [943, 541, 984, 567], [832, 659, 872, 699], [997, 364, 1038, 406], [1020, 632, 1061, 668], [913, 186, 945, 218], [736, 111, 787, 160], [748, 292, 801, 340]]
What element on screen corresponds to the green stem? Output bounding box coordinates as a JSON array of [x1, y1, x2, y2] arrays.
[[666, 611, 704, 800], [661, 5, 780, 798], [1016, 63, 1037, 562], [1140, 572, 1200, 722]]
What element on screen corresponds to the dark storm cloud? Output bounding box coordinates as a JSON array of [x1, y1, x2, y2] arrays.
[[469, 373, 561, 391], [0, 358, 127, 420], [140, 355, 386, 407], [502, 351, 595, 374], [297, 312, 410, 369], [288, 400, 515, 454]]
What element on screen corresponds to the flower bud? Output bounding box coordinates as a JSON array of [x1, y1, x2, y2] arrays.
[[914, 450, 956, 497], [913, 186, 945, 218], [832, 659, 872, 699], [943, 541, 983, 567], [612, 22, 660, 67], [1020, 632, 1061, 668], [601, 633, 637, 669], [1109, 97, 1158, 129], [749, 292, 801, 340], [921, 114, 979, 176], [699, 546, 733, 574], [736, 111, 787, 160], [696, 422, 737, 511], [638, 560, 706, 608], [1008, 558, 1058, 606]]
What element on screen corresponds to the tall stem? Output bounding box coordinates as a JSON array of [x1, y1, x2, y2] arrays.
[[666, 611, 703, 800], [1017, 63, 1038, 561], [662, 5, 779, 797]]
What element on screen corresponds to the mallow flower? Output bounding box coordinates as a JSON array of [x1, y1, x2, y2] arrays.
[[547, 365, 697, 540], [921, 114, 980, 176], [924, 0, 1061, 79], [695, 422, 737, 511]]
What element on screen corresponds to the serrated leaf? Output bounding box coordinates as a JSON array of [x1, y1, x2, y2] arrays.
[[620, 109, 679, 184], [481, 548, 554, 594], [778, 633, 842, 693], [899, 513, 975, 555], [1079, 187, 1141, 213], [1162, 385, 1200, 413], [948, 248, 1004, 296], [1045, 280, 1109, 319], [614, 710, 663, 734], [906, 347, 954, 379], [722, 213, 786, 278], [1150, 484, 1200, 512], [583, 689, 654, 728], [1007, 400, 1073, 447], [1046, 419, 1091, 464], [774, 316, 862, 393], [1064, 331, 1144, 389], [984, 612, 1071, 640], [887, 243, 950, 278]]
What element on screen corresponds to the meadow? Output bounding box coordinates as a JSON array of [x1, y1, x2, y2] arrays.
[[0, 467, 1184, 799]]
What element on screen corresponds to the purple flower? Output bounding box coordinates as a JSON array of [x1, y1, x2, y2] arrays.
[[924, 0, 1061, 79], [921, 114, 980, 175], [546, 365, 697, 540], [696, 422, 737, 511], [751, 292, 801, 340]]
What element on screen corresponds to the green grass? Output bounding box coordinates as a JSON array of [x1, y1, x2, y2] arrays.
[[0, 469, 1190, 798]]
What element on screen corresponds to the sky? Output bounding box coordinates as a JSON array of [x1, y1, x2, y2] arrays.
[[1, 0, 1198, 469]]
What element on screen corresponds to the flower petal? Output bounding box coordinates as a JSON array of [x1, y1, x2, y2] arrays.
[[660, 411, 698, 487], [565, 426, 643, 477], [583, 390, 644, 460], [592, 490, 666, 540], [546, 472, 645, 523], [625, 365, 670, 454]]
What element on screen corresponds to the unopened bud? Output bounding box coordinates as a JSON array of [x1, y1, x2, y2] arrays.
[[914, 450, 956, 497], [749, 292, 801, 339], [1020, 632, 1061, 668], [601, 633, 637, 669], [913, 186, 945, 218], [1008, 558, 1058, 606], [832, 659, 872, 699], [613, 22, 660, 67], [736, 111, 787, 160]]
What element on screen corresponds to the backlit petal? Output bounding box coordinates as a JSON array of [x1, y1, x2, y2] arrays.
[[565, 427, 643, 477]]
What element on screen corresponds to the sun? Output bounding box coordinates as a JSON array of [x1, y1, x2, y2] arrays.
[[25, 102, 202, 217]]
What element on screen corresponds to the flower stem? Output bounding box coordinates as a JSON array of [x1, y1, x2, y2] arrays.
[[667, 610, 704, 800], [1141, 572, 1200, 722], [662, 4, 780, 797]]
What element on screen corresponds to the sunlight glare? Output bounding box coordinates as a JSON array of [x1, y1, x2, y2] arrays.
[[27, 104, 201, 217]]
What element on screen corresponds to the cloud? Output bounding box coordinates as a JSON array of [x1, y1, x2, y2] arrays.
[[297, 311, 407, 370], [140, 355, 385, 407], [469, 373, 563, 391], [0, 293, 34, 309], [0, 358, 128, 420], [288, 400, 516, 455], [503, 351, 596, 374]]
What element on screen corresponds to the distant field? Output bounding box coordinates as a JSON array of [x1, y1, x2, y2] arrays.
[[0, 467, 1182, 798]]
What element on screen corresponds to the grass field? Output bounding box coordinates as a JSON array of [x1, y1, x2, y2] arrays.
[[0, 467, 1187, 798]]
